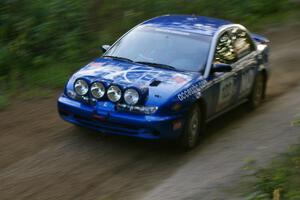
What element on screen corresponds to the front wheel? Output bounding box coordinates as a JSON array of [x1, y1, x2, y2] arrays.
[[179, 104, 202, 151]]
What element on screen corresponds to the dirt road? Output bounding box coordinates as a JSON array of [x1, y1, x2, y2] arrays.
[[0, 25, 300, 200]]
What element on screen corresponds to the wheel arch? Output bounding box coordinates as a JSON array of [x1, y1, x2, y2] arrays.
[[259, 68, 268, 99], [196, 97, 207, 130]]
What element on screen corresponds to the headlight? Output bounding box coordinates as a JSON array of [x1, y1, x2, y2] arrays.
[[124, 88, 139, 105], [116, 104, 158, 115], [66, 90, 77, 99], [74, 79, 89, 96], [107, 85, 122, 102], [91, 82, 106, 99]]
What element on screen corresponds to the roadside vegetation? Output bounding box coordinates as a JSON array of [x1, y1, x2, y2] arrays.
[[1, 0, 299, 108], [243, 143, 300, 200]]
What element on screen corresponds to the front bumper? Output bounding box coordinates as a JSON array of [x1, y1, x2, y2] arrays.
[[57, 95, 184, 139]]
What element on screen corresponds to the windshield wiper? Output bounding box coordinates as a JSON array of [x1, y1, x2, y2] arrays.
[[103, 55, 134, 63], [135, 61, 178, 71]]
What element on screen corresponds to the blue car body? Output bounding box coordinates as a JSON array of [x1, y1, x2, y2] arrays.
[[58, 15, 269, 140]]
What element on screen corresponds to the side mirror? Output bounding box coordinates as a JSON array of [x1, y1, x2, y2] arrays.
[[101, 45, 110, 53], [211, 63, 232, 73]]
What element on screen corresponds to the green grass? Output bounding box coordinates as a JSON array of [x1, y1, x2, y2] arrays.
[[23, 62, 83, 89], [243, 144, 300, 200], [249, 9, 300, 31], [0, 94, 9, 110], [0, 61, 86, 109]]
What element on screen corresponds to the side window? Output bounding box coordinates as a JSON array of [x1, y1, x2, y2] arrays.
[[214, 31, 237, 64], [230, 28, 255, 58]]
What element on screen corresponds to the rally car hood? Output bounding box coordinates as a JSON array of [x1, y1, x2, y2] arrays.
[[69, 57, 203, 106]]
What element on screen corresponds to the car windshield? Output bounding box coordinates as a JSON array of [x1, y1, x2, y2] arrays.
[[105, 26, 211, 72]]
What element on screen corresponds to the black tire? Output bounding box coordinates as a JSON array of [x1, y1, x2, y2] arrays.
[[248, 73, 265, 109], [179, 104, 202, 151]]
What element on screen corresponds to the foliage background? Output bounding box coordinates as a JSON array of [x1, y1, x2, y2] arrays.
[[0, 0, 299, 100]]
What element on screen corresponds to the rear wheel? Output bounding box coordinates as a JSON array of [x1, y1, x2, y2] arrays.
[[179, 104, 202, 150], [248, 73, 265, 109]]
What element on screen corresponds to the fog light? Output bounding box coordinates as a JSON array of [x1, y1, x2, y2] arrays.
[[171, 103, 182, 111], [173, 120, 182, 130]]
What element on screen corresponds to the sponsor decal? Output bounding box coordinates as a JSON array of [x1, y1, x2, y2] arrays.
[[177, 81, 207, 101], [154, 28, 190, 36], [173, 76, 188, 84], [87, 62, 103, 68]]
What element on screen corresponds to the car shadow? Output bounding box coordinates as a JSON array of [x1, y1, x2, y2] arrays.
[[72, 102, 253, 155]]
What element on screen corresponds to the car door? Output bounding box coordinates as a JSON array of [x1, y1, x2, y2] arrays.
[[230, 28, 258, 99], [207, 30, 240, 115]]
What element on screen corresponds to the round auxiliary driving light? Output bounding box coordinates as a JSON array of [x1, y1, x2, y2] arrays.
[[124, 88, 139, 105], [107, 85, 122, 102], [74, 79, 89, 96], [91, 82, 106, 99]]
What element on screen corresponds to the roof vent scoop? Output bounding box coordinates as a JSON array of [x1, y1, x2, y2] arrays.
[[149, 80, 161, 87]]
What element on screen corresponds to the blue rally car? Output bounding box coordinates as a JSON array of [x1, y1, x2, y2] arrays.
[[58, 15, 270, 149]]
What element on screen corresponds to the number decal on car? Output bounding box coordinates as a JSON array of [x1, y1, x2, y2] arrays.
[[240, 70, 255, 96], [218, 78, 235, 109]]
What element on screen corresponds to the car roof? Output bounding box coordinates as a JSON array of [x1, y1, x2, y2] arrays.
[[141, 15, 233, 36]]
